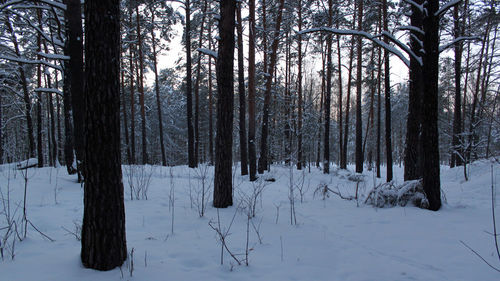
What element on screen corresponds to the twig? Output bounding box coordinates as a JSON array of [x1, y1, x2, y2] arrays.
[[460, 240, 500, 272]]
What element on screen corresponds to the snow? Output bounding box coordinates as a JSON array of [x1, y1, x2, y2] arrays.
[[197, 48, 218, 59], [1, 160, 499, 280]]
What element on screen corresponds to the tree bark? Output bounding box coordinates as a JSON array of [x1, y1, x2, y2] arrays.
[[297, 0, 303, 170], [404, 0, 424, 181], [186, 0, 196, 168], [136, 5, 148, 165], [324, 0, 333, 174], [355, 0, 364, 174], [237, 3, 248, 175], [257, 0, 285, 174], [194, 0, 208, 166], [128, 4, 136, 164], [383, 0, 392, 181], [214, 0, 236, 208], [421, 0, 441, 211], [81, 0, 127, 270], [150, 7, 167, 166], [248, 0, 257, 180]]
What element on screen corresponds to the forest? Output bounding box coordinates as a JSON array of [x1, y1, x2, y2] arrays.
[[0, 0, 499, 280]]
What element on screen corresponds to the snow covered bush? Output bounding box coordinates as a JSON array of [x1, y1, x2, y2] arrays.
[[364, 180, 429, 208]]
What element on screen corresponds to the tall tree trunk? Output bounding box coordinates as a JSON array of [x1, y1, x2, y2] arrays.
[[257, 0, 285, 174], [355, 0, 364, 173], [324, 0, 333, 174], [337, 22, 344, 169], [237, 3, 248, 175], [136, 5, 148, 165], [208, 21, 214, 166], [194, 1, 208, 166], [450, 1, 466, 167], [64, 0, 85, 176], [297, 0, 303, 170], [214, 0, 236, 208], [421, 0, 441, 211], [383, 0, 392, 181], [36, 10, 44, 167], [342, 1, 357, 170], [128, 5, 136, 164], [186, 0, 196, 168], [81, 0, 127, 270], [248, 0, 257, 180], [376, 40, 382, 178], [150, 7, 167, 166], [121, 70, 132, 164], [404, 0, 424, 181]]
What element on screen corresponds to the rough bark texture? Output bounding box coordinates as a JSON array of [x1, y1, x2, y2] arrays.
[[248, 0, 257, 181], [186, 0, 196, 168], [404, 0, 423, 181], [214, 0, 236, 208], [421, 0, 441, 211], [257, 0, 285, 174], [81, 0, 127, 270], [237, 4, 248, 175]]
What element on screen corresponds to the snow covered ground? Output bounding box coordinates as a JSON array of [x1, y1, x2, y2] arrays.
[[1, 160, 499, 280]]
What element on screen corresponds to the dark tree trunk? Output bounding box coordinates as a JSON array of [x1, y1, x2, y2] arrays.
[[383, 0, 392, 181], [297, 0, 303, 170], [337, 24, 343, 169], [324, 0, 333, 174], [128, 5, 136, 164], [186, 0, 196, 168], [355, 0, 363, 174], [342, 2, 357, 170], [450, 2, 466, 168], [81, 0, 127, 270], [376, 29, 382, 178], [121, 70, 132, 164], [214, 0, 236, 208], [421, 0, 441, 211], [257, 0, 285, 174], [194, 1, 208, 166], [404, 0, 423, 181], [65, 0, 85, 175], [150, 7, 167, 166], [237, 3, 248, 175], [36, 10, 44, 167], [208, 21, 214, 166], [136, 5, 148, 165], [248, 0, 257, 180]]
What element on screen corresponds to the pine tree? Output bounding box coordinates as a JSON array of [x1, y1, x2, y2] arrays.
[[81, 0, 127, 270]]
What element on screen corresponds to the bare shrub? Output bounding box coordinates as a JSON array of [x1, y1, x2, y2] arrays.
[[125, 165, 154, 200]]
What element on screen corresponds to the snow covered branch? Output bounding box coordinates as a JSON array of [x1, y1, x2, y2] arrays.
[[197, 48, 218, 59], [439, 36, 481, 53], [402, 0, 425, 14], [0, 0, 66, 12], [34, 87, 63, 97], [435, 0, 461, 17], [299, 27, 415, 67], [0, 55, 62, 72]]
